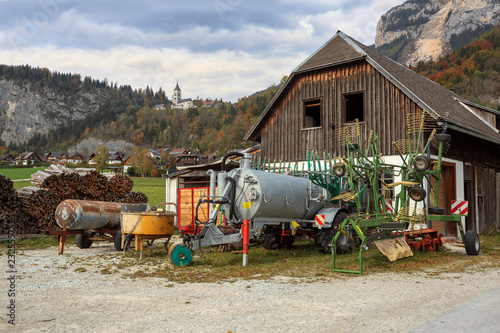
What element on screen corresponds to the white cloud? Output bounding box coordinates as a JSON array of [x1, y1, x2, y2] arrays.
[[0, 0, 407, 102], [0, 46, 305, 102]]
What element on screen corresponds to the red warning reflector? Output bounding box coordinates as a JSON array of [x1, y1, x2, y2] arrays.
[[451, 200, 468, 216], [315, 214, 325, 226]]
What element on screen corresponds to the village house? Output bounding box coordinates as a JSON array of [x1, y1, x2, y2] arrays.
[[16, 152, 43, 165], [88, 150, 130, 169], [64, 152, 85, 164], [0, 154, 15, 165], [149, 149, 161, 160], [46, 151, 65, 163], [244, 31, 500, 235]]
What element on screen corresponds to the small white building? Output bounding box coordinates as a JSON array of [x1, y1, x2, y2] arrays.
[[172, 82, 194, 110]]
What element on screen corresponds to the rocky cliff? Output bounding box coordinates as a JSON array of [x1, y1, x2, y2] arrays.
[[0, 80, 110, 145], [375, 0, 499, 65]]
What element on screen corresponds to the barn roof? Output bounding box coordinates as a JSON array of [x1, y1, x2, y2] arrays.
[[245, 31, 500, 145]]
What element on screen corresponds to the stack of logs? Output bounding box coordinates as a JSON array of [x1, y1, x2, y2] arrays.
[[1, 165, 148, 235], [0, 174, 33, 234]]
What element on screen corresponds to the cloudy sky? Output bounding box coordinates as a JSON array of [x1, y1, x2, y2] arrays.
[[0, 0, 405, 102]]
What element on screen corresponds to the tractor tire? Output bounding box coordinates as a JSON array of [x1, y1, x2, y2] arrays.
[[261, 233, 279, 250], [314, 212, 350, 254], [434, 133, 451, 143], [114, 230, 123, 251], [465, 230, 480, 255], [75, 234, 93, 249]]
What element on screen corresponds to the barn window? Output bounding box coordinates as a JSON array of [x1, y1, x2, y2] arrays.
[[343, 92, 364, 123], [303, 98, 322, 129]]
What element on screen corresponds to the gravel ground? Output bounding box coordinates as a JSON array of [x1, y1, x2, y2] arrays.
[[2, 241, 500, 333]]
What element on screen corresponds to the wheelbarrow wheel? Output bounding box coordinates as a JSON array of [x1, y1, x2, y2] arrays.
[[75, 234, 93, 249], [169, 242, 193, 266], [114, 231, 123, 251], [465, 230, 480, 255]]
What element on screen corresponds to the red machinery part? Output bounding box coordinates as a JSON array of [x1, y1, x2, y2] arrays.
[[403, 229, 445, 252]]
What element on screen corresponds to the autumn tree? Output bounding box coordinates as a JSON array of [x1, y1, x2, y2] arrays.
[[94, 145, 108, 171], [129, 147, 155, 177]]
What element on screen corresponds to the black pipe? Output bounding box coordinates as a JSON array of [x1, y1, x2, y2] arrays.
[[226, 176, 237, 221], [221, 151, 244, 172], [194, 200, 204, 236]]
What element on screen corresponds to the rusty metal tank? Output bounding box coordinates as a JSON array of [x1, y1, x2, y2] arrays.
[[55, 200, 122, 230]]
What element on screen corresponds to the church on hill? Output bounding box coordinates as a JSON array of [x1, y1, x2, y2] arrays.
[[172, 82, 194, 110]]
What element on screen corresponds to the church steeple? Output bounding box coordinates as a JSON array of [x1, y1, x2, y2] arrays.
[[173, 82, 181, 104]]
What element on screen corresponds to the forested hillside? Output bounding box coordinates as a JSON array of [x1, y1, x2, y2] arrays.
[[413, 26, 499, 109], [2, 26, 497, 156], [0, 64, 280, 155]]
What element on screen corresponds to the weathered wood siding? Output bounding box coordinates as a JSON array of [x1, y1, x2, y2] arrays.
[[260, 60, 423, 161], [445, 129, 500, 232]]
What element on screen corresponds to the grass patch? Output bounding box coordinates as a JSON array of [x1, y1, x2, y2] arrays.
[[131, 177, 166, 207], [12, 180, 32, 190], [0, 167, 45, 180]]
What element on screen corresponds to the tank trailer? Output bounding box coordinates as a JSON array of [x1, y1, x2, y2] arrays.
[[170, 152, 349, 266]]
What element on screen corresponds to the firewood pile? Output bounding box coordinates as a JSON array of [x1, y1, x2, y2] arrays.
[[17, 186, 61, 233], [1, 165, 148, 235], [0, 174, 33, 235]]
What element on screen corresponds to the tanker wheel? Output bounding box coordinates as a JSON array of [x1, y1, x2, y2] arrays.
[[261, 233, 279, 250], [169, 242, 193, 266], [465, 230, 480, 255], [114, 231, 123, 251], [314, 212, 350, 254], [75, 234, 93, 249]]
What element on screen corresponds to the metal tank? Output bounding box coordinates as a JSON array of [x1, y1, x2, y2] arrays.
[[55, 200, 122, 230], [231, 168, 326, 221]]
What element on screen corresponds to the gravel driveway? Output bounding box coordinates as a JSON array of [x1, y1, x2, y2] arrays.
[[2, 241, 500, 332]]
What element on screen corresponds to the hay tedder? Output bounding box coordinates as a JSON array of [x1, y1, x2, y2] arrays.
[[328, 113, 479, 273]]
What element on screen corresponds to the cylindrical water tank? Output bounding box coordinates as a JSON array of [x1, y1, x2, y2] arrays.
[[55, 200, 122, 230], [232, 169, 325, 220]]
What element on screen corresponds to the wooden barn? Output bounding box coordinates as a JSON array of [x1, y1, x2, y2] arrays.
[[245, 31, 500, 235]]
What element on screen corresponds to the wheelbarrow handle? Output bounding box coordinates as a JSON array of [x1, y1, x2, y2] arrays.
[[157, 202, 178, 214]]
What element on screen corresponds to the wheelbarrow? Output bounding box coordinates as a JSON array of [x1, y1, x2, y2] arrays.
[[121, 202, 176, 259]]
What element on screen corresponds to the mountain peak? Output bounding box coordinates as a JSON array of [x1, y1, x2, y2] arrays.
[[375, 0, 499, 65]]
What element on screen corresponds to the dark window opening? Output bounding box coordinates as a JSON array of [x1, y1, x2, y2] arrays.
[[496, 115, 500, 131], [344, 92, 364, 123], [304, 99, 321, 128]]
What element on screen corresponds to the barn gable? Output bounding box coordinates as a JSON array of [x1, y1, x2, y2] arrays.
[[245, 31, 500, 154]]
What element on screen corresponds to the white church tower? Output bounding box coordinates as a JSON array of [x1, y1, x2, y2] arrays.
[[172, 82, 181, 104]]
